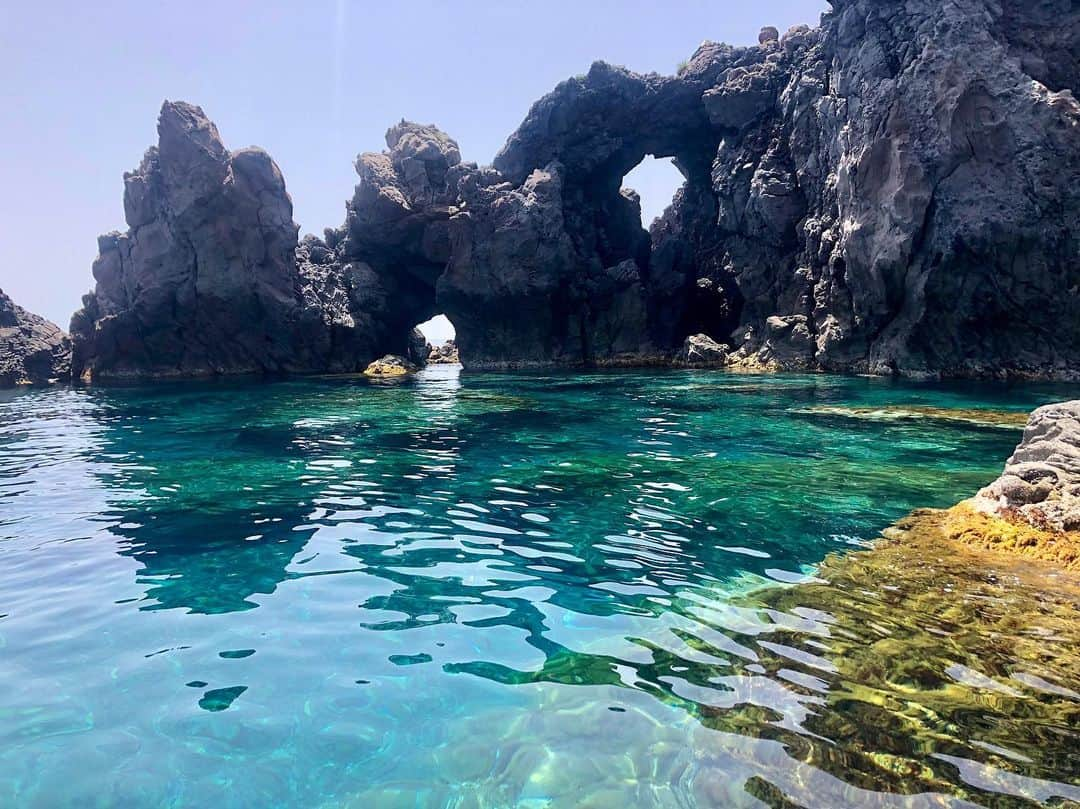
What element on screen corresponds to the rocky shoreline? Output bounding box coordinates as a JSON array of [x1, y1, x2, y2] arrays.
[[2, 0, 1076, 386], [0, 289, 70, 387]]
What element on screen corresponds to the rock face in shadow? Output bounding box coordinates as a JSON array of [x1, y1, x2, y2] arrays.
[[69, 102, 377, 381], [71, 0, 1080, 379], [295, 122, 463, 364], [0, 290, 71, 387]]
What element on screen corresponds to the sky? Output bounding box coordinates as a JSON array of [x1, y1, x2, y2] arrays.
[[0, 0, 827, 343]]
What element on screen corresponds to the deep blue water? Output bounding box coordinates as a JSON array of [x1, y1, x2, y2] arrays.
[[1, 366, 1077, 807]]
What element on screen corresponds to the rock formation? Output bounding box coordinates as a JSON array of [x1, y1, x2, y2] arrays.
[[480, 0, 1080, 377], [974, 400, 1080, 532], [70, 0, 1080, 380], [0, 290, 71, 387], [363, 355, 416, 378], [709, 0, 1080, 379], [70, 102, 384, 381], [427, 340, 459, 364], [295, 122, 464, 366], [901, 399, 1080, 571], [675, 334, 729, 367]]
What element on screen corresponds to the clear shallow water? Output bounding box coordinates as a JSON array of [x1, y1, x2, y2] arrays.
[[0, 366, 1078, 808]]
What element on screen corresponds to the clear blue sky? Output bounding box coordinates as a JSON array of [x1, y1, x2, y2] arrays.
[[0, 0, 826, 332]]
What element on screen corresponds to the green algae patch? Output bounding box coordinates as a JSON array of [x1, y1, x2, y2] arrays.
[[798, 405, 1030, 429], [726, 520, 1080, 804]]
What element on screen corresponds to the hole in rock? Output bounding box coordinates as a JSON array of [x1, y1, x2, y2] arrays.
[[412, 313, 460, 366], [622, 156, 686, 228], [417, 314, 455, 346]]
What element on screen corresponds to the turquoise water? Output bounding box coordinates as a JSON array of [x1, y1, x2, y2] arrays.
[[1, 367, 1078, 807]]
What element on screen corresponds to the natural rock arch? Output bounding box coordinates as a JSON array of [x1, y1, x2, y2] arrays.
[[65, 0, 1080, 383]]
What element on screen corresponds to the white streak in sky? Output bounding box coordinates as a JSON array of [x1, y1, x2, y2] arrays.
[[332, 0, 347, 129]]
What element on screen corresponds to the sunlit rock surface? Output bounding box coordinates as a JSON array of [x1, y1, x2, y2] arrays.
[[974, 400, 1080, 531]]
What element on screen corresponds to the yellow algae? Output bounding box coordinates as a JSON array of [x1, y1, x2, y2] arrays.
[[362, 355, 415, 378], [798, 405, 1030, 429], [931, 501, 1080, 571]]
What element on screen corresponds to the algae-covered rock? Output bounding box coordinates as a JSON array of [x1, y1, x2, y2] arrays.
[[363, 355, 416, 378], [735, 514, 1080, 803], [798, 405, 1031, 430]]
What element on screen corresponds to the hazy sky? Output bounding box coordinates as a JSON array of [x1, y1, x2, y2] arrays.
[[0, 0, 826, 338]]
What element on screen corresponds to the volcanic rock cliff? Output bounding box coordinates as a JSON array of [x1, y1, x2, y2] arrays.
[[67, 0, 1080, 380], [69, 102, 389, 381], [0, 290, 70, 387]]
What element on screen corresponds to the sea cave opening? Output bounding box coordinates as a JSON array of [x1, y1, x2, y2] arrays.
[[414, 313, 459, 365], [621, 155, 686, 229]]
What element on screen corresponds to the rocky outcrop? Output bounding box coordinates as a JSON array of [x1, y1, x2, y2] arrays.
[[908, 399, 1080, 571], [0, 290, 71, 387], [675, 334, 729, 367], [70, 102, 381, 381], [974, 401, 1080, 532], [427, 340, 459, 364], [362, 355, 416, 378], [71, 0, 1080, 380], [453, 0, 1079, 377], [709, 0, 1080, 379], [294, 122, 464, 366]]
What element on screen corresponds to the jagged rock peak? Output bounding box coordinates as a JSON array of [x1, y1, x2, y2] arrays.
[[70, 100, 356, 381]]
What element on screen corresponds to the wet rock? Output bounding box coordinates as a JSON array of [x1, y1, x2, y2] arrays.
[[975, 400, 1080, 532], [675, 334, 729, 367], [0, 290, 71, 387], [363, 354, 416, 378]]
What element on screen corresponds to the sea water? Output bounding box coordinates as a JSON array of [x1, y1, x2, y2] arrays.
[[1, 367, 1077, 807]]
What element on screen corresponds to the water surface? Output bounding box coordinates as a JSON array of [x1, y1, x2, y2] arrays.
[[1, 367, 1077, 807]]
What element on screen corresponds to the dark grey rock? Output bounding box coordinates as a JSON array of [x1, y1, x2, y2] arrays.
[[70, 101, 364, 381], [70, 0, 1080, 380], [0, 290, 71, 387]]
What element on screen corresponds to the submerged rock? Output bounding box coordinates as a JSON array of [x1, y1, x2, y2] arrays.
[[798, 405, 1031, 429], [739, 516, 1080, 798], [0, 290, 71, 387], [362, 355, 416, 378]]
